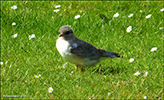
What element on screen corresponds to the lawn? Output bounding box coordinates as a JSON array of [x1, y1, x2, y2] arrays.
[[1, 1, 163, 99]]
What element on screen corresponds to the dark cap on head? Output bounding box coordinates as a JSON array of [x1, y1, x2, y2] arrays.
[[59, 25, 73, 34]]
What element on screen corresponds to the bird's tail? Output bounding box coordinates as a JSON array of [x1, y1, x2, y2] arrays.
[[99, 49, 120, 58]]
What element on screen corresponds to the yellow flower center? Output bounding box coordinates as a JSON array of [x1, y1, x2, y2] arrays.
[[14, 34, 17, 38]]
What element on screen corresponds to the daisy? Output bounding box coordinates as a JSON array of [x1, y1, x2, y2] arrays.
[[0, 62, 4, 65], [134, 71, 141, 76], [108, 92, 111, 96], [159, 27, 163, 30], [53, 9, 60, 13], [146, 14, 152, 19], [150, 47, 157, 52], [143, 96, 147, 99], [34, 75, 39, 78], [139, 10, 143, 13], [48, 87, 54, 93], [128, 14, 133, 18], [129, 58, 134, 63], [11, 5, 17, 10], [126, 26, 132, 33], [29, 34, 36, 40], [55, 5, 61, 8], [160, 8, 164, 12], [12, 22, 16, 26], [12, 33, 18, 38], [71, 71, 74, 74], [144, 72, 148, 77], [38, 74, 41, 77], [113, 13, 119, 18], [34, 74, 41, 78], [74, 15, 80, 19]]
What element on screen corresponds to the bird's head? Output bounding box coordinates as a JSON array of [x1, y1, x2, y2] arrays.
[[59, 25, 75, 40]]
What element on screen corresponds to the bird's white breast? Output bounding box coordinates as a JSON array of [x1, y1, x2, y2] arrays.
[[56, 37, 70, 57], [56, 37, 101, 66]]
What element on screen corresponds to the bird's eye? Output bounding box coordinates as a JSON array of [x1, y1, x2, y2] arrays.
[[65, 31, 70, 35]]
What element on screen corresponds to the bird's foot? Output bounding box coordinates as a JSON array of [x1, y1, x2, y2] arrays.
[[75, 65, 83, 72]]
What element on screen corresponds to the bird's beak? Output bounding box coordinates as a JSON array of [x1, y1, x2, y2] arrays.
[[59, 33, 64, 37]]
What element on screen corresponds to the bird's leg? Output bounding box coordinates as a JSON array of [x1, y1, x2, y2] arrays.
[[80, 66, 83, 72], [75, 65, 78, 72]]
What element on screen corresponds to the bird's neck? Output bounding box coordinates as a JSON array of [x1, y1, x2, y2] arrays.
[[63, 35, 77, 41]]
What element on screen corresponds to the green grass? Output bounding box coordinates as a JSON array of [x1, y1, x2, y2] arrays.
[[1, 1, 163, 99]]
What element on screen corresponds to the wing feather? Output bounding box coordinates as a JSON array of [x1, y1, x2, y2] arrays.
[[70, 39, 102, 60]]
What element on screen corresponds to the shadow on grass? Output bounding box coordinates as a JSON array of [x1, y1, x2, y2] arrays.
[[88, 64, 125, 75]]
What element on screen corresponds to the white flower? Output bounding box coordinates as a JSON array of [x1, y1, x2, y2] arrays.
[[53, 9, 60, 13], [126, 26, 132, 33], [139, 10, 143, 13], [144, 96, 147, 99], [128, 14, 134, 18], [11, 5, 17, 10], [12, 22, 16, 26], [113, 13, 119, 18], [159, 27, 163, 30], [150, 47, 157, 52], [71, 71, 74, 74], [146, 14, 152, 19], [75, 15, 81, 19], [38, 74, 41, 77], [134, 71, 141, 76], [129, 58, 134, 63], [34, 74, 41, 78], [48, 87, 54, 93], [29, 34, 36, 40], [55, 5, 61, 8], [12, 33, 18, 38], [108, 92, 111, 96], [34, 75, 38, 78], [0, 62, 4, 65], [160, 8, 164, 12], [144, 72, 148, 77]]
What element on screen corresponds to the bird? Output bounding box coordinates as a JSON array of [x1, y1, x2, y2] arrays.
[[56, 25, 120, 72]]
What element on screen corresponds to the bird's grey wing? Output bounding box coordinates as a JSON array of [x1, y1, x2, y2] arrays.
[[70, 40, 102, 60]]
